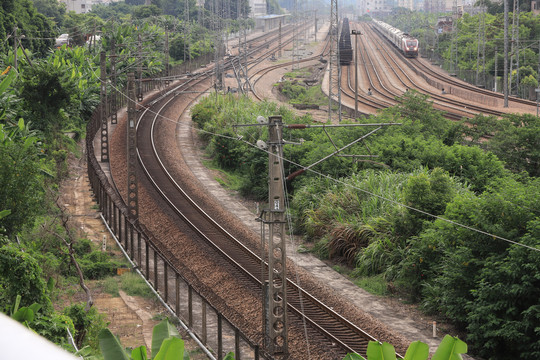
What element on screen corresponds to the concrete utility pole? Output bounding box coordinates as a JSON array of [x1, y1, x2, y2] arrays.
[[110, 38, 117, 124], [495, 46, 498, 92], [100, 51, 109, 162], [328, 0, 342, 122], [352, 29, 362, 119], [127, 72, 139, 221], [137, 34, 143, 102], [504, 0, 509, 107], [184, 0, 191, 71], [165, 28, 170, 86], [314, 10, 317, 42], [13, 26, 17, 70], [292, 0, 300, 70], [261, 115, 288, 359], [279, 20, 282, 58]]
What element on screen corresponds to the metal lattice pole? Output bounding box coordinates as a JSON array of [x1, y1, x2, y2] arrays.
[[262, 116, 288, 359], [110, 37, 117, 124], [100, 51, 109, 163], [127, 73, 139, 221]]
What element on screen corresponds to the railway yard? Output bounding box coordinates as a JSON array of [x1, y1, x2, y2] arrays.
[[87, 18, 537, 360]]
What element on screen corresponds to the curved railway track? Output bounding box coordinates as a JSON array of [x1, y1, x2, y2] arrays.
[[364, 22, 537, 115], [114, 21, 406, 360], [339, 22, 501, 120]]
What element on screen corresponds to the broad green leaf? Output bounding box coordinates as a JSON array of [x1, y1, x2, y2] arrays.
[[29, 303, 41, 315], [130, 345, 148, 360], [223, 352, 235, 360], [12, 307, 34, 323], [0, 209, 11, 220], [151, 320, 180, 357], [366, 341, 396, 360], [18, 118, 24, 130], [98, 328, 130, 360], [11, 294, 21, 315], [431, 335, 467, 360], [153, 337, 184, 360], [0, 66, 16, 95], [342, 353, 366, 360], [403, 341, 429, 360]]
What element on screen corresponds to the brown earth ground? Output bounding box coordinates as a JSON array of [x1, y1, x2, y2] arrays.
[[57, 148, 208, 359]]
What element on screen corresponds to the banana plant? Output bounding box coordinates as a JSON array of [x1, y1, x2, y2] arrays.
[[99, 319, 235, 360], [343, 335, 467, 360]]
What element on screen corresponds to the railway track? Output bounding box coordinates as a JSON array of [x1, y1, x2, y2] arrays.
[[121, 22, 400, 359], [364, 22, 537, 115], [339, 22, 496, 120]]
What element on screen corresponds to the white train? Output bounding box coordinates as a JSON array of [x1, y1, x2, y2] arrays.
[[372, 19, 419, 58]]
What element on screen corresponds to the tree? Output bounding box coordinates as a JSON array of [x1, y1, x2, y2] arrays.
[[18, 61, 76, 133], [0, 121, 45, 236], [488, 114, 540, 177], [32, 0, 66, 27], [466, 220, 540, 359]]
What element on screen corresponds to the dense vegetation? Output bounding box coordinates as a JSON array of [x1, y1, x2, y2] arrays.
[[191, 90, 540, 359]]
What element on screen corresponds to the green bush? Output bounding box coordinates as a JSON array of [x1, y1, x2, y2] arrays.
[[73, 238, 93, 257], [64, 302, 107, 351], [0, 244, 51, 312], [78, 251, 122, 280]]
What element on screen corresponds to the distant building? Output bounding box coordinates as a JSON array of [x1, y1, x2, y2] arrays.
[[532, 0, 540, 15], [59, 0, 92, 14], [396, 0, 414, 10], [357, 0, 392, 16], [424, 0, 446, 13], [436, 16, 453, 33], [462, 4, 487, 16], [424, 0, 465, 13], [250, 0, 267, 17]]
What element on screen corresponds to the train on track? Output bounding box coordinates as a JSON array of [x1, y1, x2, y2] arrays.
[[372, 19, 419, 58], [339, 18, 353, 65]]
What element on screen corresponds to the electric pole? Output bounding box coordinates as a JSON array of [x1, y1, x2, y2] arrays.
[[127, 72, 139, 221], [13, 26, 17, 70], [100, 51, 109, 162], [328, 0, 342, 122], [292, 0, 300, 70], [110, 37, 117, 124], [352, 29, 361, 119], [165, 28, 170, 86], [261, 115, 288, 359], [279, 20, 282, 58], [137, 34, 143, 102], [504, 0, 509, 107]]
